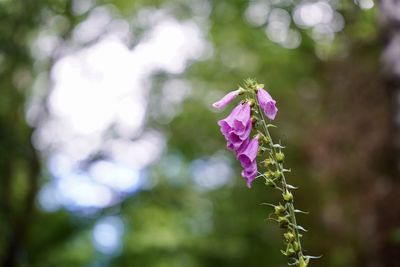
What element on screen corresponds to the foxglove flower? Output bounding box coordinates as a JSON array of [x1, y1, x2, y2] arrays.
[[218, 103, 252, 152], [241, 160, 257, 188], [212, 88, 242, 109], [226, 127, 251, 151], [257, 87, 278, 120], [238, 136, 259, 188], [237, 136, 259, 168]]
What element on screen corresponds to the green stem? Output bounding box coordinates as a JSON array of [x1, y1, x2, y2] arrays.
[[253, 93, 304, 260]]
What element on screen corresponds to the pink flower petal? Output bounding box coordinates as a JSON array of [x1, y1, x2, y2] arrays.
[[212, 89, 241, 109]]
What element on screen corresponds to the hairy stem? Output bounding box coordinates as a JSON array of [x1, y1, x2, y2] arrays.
[[259, 110, 303, 252], [251, 88, 305, 264]]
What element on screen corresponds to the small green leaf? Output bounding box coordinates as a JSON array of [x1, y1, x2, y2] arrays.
[[273, 144, 285, 148], [296, 225, 308, 232], [304, 255, 323, 259], [294, 209, 309, 214], [287, 184, 298, 189]]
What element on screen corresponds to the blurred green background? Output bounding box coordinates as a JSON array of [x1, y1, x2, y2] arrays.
[[1, 0, 399, 266]]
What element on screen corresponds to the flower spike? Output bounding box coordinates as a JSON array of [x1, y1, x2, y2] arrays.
[[213, 79, 315, 266]]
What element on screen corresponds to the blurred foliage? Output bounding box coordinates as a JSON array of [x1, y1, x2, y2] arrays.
[[0, 0, 393, 267]]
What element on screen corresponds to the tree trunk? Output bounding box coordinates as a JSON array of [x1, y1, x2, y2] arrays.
[[371, 0, 400, 266]]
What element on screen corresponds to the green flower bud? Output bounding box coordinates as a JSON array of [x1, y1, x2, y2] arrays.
[[264, 158, 274, 167], [283, 190, 293, 202], [265, 170, 274, 179], [276, 152, 285, 163], [284, 232, 295, 243], [274, 203, 286, 215], [278, 216, 289, 228], [274, 170, 282, 180]]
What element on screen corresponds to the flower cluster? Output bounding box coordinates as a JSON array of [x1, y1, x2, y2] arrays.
[[213, 85, 278, 188], [213, 79, 315, 267]]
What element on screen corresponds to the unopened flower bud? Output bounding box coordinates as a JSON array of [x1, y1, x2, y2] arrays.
[[265, 170, 274, 179], [284, 232, 295, 243], [283, 190, 293, 202], [274, 204, 286, 215], [278, 216, 289, 228], [264, 158, 274, 167], [274, 170, 282, 180], [276, 152, 285, 163]]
